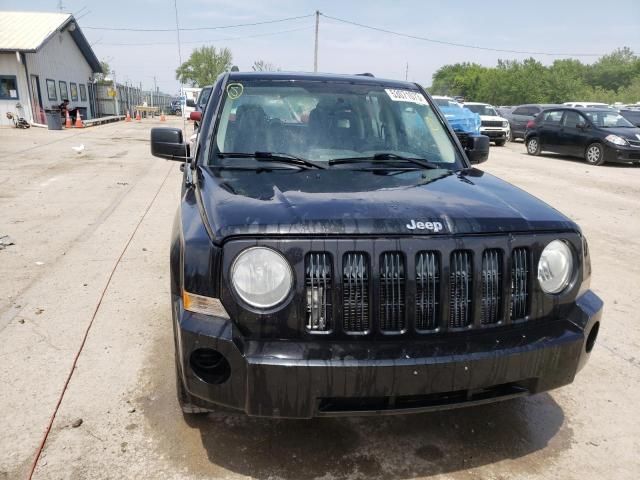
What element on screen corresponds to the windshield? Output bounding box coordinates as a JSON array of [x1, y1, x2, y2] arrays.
[[464, 104, 498, 116], [211, 80, 463, 169], [434, 98, 460, 108], [584, 111, 635, 128]]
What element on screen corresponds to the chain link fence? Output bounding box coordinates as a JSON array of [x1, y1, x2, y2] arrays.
[[90, 81, 173, 117]]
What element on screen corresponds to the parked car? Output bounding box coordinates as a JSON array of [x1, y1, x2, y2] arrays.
[[150, 71, 601, 419], [192, 85, 213, 131], [169, 99, 182, 116], [619, 109, 640, 127], [525, 107, 640, 165], [505, 104, 562, 141], [496, 106, 514, 118], [432, 95, 481, 136], [463, 102, 510, 145], [563, 102, 611, 109]]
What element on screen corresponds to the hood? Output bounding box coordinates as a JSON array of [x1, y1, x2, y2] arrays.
[[602, 126, 640, 140], [480, 115, 508, 122], [197, 167, 577, 240]]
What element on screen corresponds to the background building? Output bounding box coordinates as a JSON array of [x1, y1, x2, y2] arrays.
[[0, 11, 101, 127]]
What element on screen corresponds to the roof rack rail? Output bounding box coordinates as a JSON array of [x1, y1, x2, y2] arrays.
[[355, 72, 375, 77]]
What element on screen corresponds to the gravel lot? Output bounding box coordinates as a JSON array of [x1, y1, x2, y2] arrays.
[[0, 121, 638, 480]]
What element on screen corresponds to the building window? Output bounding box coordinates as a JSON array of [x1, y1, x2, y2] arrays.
[[46, 79, 57, 101], [70, 82, 78, 101], [59, 81, 68, 101], [79, 83, 87, 102], [0, 76, 19, 99]]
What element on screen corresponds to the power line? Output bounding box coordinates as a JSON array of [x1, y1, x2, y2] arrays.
[[97, 25, 313, 47], [84, 13, 314, 32], [320, 13, 604, 57]]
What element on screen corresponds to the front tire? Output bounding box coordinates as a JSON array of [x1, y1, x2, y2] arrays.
[[495, 139, 506, 147], [585, 143, 605, 166], [526, 137, 540, 155]]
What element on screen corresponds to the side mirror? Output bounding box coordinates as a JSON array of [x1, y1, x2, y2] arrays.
[[465, 134, 490, 164], [189, 111, 202, 122], [150, 128, 189, 161], [577, 122, 588, 130]]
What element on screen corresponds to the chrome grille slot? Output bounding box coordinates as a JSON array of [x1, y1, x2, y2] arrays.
[[305, 253, 332, 331], [343, 253, 370, 332], [449, 251, 472, 328], [416, 252, 439, 330], [379, 252, 405, 332], [510, 248, 529, 320], [481, 249, 502, 325]]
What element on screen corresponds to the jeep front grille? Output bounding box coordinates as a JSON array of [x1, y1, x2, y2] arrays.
[[415, 252, 439, 331], [510, 248, 529, 320], [481, 120, 504, 127], [305, 253, 332, 331], [379, 252, 406, 332], [342, 252, 370, 333], [481, 249, 502, 325], [298, 242, 535, 336], [449, 251, 472, 328]]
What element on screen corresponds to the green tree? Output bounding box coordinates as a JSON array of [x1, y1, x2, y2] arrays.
[[252, 60, 279, 72], [175, 46, 233, 86], [93, 60, 111, 81], [429, 48, 640, 105]]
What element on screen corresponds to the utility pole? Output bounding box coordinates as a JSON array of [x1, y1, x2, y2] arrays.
[[152, 76, 157, 107], [405, 62, 409, 81], [313, 10, 320, 72], [111, 70, 119, 116]]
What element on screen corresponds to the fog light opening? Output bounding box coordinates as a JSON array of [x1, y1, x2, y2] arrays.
[[586, 322, 600, 353], [190, 348, 231, 384]]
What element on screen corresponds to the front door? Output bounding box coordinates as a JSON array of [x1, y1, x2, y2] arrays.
[[559, 111, 590, 157], [30, 75, 43, 123], [538, 110, 564, 151]]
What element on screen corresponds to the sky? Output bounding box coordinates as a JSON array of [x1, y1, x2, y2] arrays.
[[1, 0, 639, 94]]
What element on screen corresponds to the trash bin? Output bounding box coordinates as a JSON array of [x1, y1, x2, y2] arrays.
[[45, 110, 62, 130]]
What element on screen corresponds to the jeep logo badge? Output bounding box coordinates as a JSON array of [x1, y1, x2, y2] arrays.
[[406, 219, 444, 232]]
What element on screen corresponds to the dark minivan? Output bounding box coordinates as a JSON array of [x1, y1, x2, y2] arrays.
[[525, 107, 640, 165], [150, 72, 601, 419]]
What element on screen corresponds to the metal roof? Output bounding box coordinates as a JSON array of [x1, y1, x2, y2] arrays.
[[0, 11, 101, 72]]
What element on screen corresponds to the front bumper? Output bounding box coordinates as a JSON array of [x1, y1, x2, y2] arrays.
[[480, 128, 508, 140], [175, 290, 602, 419], [603, 143, 640, 163]]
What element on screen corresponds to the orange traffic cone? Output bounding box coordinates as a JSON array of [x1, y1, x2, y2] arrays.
[[160, 111, 166, 122], [74, 110, 84, 128], [125, 110, 131, 122], [65, 110, 72, 128], [135, 110, 141, 121]]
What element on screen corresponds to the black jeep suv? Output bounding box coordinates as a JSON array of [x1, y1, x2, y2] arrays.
[[151, 72, 602, 418]]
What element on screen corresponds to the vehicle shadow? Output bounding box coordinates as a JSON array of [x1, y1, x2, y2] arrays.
[[517, 150, 638, 168], [183, 393, 567, 479]]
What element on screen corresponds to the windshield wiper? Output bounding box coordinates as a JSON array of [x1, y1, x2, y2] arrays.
[[217, 151, 326, 169], [329, 153, 440, 169]]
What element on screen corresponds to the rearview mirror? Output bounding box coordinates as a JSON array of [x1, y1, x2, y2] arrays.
[[150, 128, 189, 161], [465, 134, 490, 164], [189, 111, 202, 122]]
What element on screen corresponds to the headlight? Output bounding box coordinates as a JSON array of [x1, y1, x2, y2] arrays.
[[537, 240, 574, 294], [502, 121, 508, 128], [605, 134, 628, 146], [231, 247, 293, 308]]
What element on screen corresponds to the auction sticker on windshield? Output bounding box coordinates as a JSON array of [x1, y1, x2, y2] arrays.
[[385, 88, 428, 106]]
